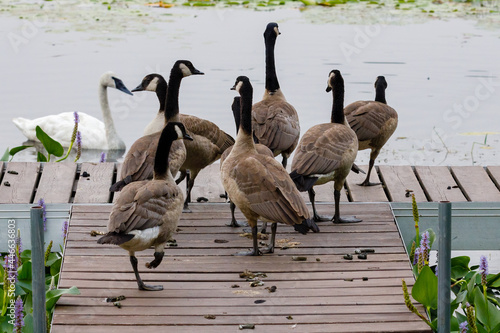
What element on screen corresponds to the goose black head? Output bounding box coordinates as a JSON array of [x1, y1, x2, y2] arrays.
[[231, 76, 252, 95], [375, 76, 388, 89], [264, 22, 280, 40], [326, 69, 343, 93], [132, 73, 165, 92], [166, 122, 193, 141], [174, 60, 204, 78]]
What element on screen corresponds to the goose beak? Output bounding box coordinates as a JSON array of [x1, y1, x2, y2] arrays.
[[183, 133, 194, 141], [326, 86, 332, 92], [131, 83, 144, 92], [192, 68, 204, 75], [114, 79, 133, 95], [230, 86, 236, 91]]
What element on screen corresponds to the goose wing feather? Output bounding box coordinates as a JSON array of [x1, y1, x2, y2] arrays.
[[291, 123, 358, 176], [229, 154, 310, 225], [344, 101, 397, 142], [252, 99, 300, 153], [108, 180, 182, 234], [180, 114, 235, 152]]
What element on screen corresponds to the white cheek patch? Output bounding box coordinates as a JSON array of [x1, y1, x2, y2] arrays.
[[235, 80, 244, 93], [179, 63, 191, 77], [174, 125, 184, 139], [146, 77, 159, 92], [274, 26, 280, 36], [328, 72, 335, 88]]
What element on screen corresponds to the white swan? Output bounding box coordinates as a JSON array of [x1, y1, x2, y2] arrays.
[[12, 71, 132, 150]]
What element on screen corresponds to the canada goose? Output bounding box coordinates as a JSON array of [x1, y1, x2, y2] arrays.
[[98, 122, 193, 291], [344, 76, 398, 186], [129, 73, 235, 211], [109, 61, 203, 192], [251, 22, 300, 168], [12, 71, 132, 150], [221, 76, 317, 256], [221, 97, 274, 229], [290, 70, 362, 224]]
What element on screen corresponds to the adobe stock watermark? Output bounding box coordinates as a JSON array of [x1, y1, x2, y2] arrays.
[[339, 24, 382, 63], [6, 15, 48, 54]]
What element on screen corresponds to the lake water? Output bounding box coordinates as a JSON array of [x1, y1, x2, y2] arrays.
[[0, 3, 499, 164]]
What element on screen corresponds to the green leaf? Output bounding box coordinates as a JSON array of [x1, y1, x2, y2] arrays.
[[451, 256, 470, 279], [16, 279, 32, 293], [45, 252, 60, 267], [37, 151, 47, 162], [474, 287, 500, 330], [50, 258, 61, 276], [487, 272, 500, 288], [0, 148, 9, 161], [18, 261, 32, 281], [412, 265, 438, 309], [21, 249, 31, 261], [35, 125, 64, 157], [9, 145, 32, 157], [46, 286, 80, 311], [467, 272, 479, 304], [23, 313, 33, 333]]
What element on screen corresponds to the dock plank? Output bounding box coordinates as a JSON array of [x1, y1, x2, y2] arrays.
[[486, 166, 500, 191], [451, 166, 500, 202], [414, 166, 467, 202], [346, 165, 388, 202], [52, 203, 430, 332], [73, 163, 115, 203], [34, 163, 77, 203], [378, 165, 426, 202], [0, 162, 40, 204]]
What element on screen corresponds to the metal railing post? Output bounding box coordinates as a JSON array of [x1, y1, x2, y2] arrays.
[[31, 206, 47, 333], [438, 201, 452, 333]]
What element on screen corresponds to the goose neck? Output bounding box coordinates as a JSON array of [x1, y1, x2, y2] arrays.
[[99, 84, 124, 149], [265, 37, 280, 93], [331, 82, 345, 125], [374, 84, 387, 104], [164, 72, 182, 122], [154, 130, 175, 180], [156, 79, 167, 112]]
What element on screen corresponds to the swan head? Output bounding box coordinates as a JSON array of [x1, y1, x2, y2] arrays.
[[375, 75, 388, 90], [264, 22, 280, 41], [100, 71, 133, 95], [132, 73, 166, 93], [173, 60, 204, 78], [326, 69, 342, 93]]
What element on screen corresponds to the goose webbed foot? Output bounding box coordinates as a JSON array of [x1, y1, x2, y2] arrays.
[[332, 216, 363, 224], [233, 225, 262, 256], [226, 219, 248, 228], [138, 282, 164, 291], [145, 251, 164, 269], [182, 203, 192, 214], [261, 244, 274, 254], [314, 213, 333, 222], [234, 248, 263, 256], [130, 255, 163, 291], [261, 223, 276, 254], [358, 179, 382, 187]]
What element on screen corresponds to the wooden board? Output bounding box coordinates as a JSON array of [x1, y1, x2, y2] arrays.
[[52, 203, 431, 333], [345, 165, 388, 202], [34, 163, 77, 203], [73, 163, 115, 203], [486, 166, 500, 191], [451, 166, 500, 202], [378, 166, 426, 202], [111, 163, 122, 203], [414, 166, 467, 202], [0, 162, 40, 204]]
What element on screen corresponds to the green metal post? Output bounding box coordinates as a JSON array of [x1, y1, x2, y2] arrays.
[[31, 206, 47, 333], [438, 201, 451, 333]]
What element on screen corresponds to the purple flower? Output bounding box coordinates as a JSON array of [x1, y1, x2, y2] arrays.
[[14, 296, 24, 332], [99, 152, 106, 163], [420, 231, 430, 263], [434, 265, 438, 277], [73, 111, 80, 124], [413, 247, 420, 266], [74, 131, 82, 162], [3, 254, 18, 284], [459, 321, 468, 333], [38, 198, 47, 231], [62, 220, 69, 241], [479, 255, 489, 286]]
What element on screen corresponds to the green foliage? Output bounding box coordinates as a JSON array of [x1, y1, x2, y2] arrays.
[[0, 148, 9, 162], [403, 202, 500, 332], [35, 126, 64, 162]]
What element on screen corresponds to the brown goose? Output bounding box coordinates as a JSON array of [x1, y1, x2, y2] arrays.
[[98, 122, 193, 291], [252, 22, 300, 168], [109, 61, 203, 192], [128, 73, 235, 211], [344, 76, 398, 186], [221, 97, 274, 229], [290, 70, 362, 224], [221, 76, 317, 256]]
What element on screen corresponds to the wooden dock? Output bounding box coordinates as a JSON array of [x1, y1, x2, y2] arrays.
[[1, 162, 500, 204], [52, 203, 431, 332]]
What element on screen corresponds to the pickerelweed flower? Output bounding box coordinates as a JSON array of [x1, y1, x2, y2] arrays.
[[99, 151, 106, 163], [459, 321, 468, 333], [16, 229, 22, 266], [44, 240, 53, 267], [62, 220, 69, 241], [465, 302, 478, 333], [434, 264, 438, 277], [74, 131, 82, 162], [411, 194, 420, 244], [38, 198, 47, 231], [420, 231, 430, 264], [413, 247, 421, 266], [72, 111, 80, 141], [479, 255, 489, 287], [14, 296, 24, 332], [3, 253, 18, 284]]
